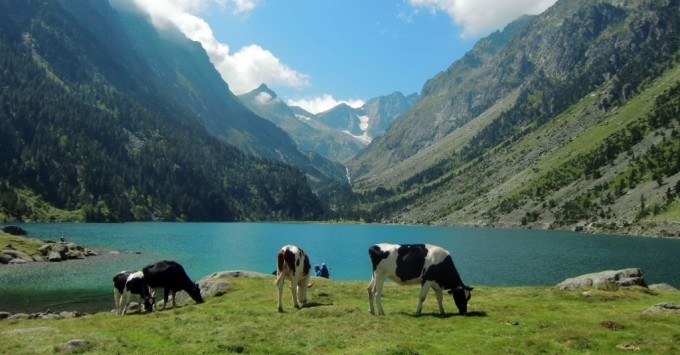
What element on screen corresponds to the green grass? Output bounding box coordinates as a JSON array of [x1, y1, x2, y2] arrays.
[[1, 276, 678, 354], [0, 233, 45, 256]]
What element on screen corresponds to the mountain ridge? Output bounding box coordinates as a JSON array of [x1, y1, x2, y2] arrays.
[[239, 84, 417, 162], [345, 0, 680, 236]]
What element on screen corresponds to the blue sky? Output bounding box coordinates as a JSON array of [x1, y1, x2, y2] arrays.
[[127, 0, 557, 113]]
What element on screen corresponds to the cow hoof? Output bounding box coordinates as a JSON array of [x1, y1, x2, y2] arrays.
[[277, 307, 283, 313]]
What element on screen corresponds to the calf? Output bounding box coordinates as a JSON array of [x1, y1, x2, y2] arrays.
[[112, 270, 153, 315], [142, 260, 203, 310], [367, 243, 473, 316], [275, 245, 311, 312]]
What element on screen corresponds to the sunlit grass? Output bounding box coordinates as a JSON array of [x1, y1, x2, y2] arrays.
[[1, 276, 678, 354], [0, 233, 45, 256]]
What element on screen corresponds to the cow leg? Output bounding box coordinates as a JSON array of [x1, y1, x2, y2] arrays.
[[114, 289, 122, 315], [276, 272, 285, 312], [290, 280, 300, 309], [170, 290, 177, 309], [373, 275, 386, 316], [298, 279, 308, 307], [163, 289, 170, 310], [433, 287, 445, 317], [416, 281, 432, 316], [122, 290, 132, 315], [367, 273, 376, 315]]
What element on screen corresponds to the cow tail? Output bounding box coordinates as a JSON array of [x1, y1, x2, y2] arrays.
[[275, 250, 285, 284]]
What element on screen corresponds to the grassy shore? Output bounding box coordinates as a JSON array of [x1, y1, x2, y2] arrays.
[[1, 275, 678, 354], [0, 232, 45, 256]]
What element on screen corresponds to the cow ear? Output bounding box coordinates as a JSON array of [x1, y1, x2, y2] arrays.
[[467, 286, 474, 291]]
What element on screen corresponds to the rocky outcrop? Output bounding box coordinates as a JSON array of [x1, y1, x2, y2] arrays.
[[648, 283, 677, 291], [168, 270, 269, 306], [557, 268, 647, 290], [0, 241, 98, 264], [0, 310, 85, 321], [642, 303, 680, 314]]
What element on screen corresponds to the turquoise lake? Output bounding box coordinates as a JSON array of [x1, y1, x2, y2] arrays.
[[1, 222, 679, 313]]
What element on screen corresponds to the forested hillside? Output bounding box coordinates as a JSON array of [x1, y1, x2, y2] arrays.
[[0, 0, 325, 222], [345, 0, 680, 236]]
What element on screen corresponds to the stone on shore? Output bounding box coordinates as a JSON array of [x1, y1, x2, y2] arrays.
[[169, 270, 269, 305], [642, 303, 680, 314], [1, 239, 100, 263], [556, 268, 647, 291], [648, 283, 677, 291]]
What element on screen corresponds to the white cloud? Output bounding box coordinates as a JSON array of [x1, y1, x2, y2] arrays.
[[255, 91, 281, 105], [287, 95, 365, 115], [126, 0, 309, 94], [408, 0, 557, 38]]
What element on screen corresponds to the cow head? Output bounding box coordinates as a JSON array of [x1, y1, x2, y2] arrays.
[[449, 285, 473, 315], [189, 282, 204, 304]]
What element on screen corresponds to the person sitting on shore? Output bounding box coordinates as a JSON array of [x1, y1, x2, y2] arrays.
[[314, 265, 321, 277], [320, 263, 329, 279]]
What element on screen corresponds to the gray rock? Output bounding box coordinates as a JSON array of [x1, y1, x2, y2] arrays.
[[59, 311, 83, 318], [649, 283, 677, 291], [643, 302, 680, 314], [52, 244, 68, 257], [66, 250, 85, 259], [170, 270, 268, 305], [0, 253, 12, 264], [8, 258, 28, 264], [1, 249, 33, 262], [557, 268, 647, 291], [61, 339, 89, 353], [48, 251, 63, 262], [38, 244, 52, 255], [85, 249, 98, 256], [8, 313, 30, 320]]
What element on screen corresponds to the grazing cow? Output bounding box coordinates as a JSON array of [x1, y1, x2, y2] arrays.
[[142, 260, 204, 310], [112, 270, 154, 315], [275, 245, 311, 312], [367, 243, 473, 316]]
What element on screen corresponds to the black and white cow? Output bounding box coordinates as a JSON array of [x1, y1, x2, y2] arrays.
[[367, 243, 473, 316], [142, 260, 204, 310], [112, 270, 154, 315], [275, 245, 311, 312]]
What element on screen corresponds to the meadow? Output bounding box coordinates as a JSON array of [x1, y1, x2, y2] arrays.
[[1, 274, 678, 354]]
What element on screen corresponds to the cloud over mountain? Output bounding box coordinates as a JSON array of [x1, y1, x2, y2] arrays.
[[287, 95, 365, 115], [126, 0, 309, 94], [408, 0, 557, 37]]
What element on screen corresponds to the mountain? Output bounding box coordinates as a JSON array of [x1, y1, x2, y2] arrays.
[[240, 85, 417, 162], [315, 92, 418, 144], [238, 84, 364, 162], [0, 0, 327, 222], [361, 92, 419, 139], [346, 0, 680, 235]]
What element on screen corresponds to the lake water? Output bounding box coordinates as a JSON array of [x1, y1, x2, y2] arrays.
[[1, 222, 679, 313]]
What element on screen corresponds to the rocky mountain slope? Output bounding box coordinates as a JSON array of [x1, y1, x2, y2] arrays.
[[240, 86, 417, 162], [347, 0, 680, 236], [238, 85, 364, 162]]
